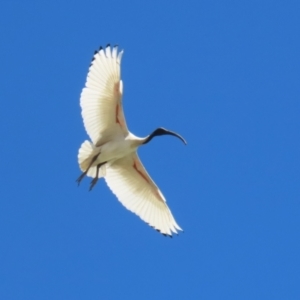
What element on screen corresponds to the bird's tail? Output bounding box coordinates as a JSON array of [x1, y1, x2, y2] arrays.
[[78, 140, 106, 178]]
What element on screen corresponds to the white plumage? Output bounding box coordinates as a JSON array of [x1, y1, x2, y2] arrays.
[[77, 44, 186, 236]]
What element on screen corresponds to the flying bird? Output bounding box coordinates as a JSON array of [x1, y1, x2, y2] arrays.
[[77, 44, 186, 236]]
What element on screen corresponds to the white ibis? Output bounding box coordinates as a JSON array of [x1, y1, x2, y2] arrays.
[[77, 44, 186, 236]]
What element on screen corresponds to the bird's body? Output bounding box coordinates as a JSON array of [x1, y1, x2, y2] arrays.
[[77, 45, 186, 236], [89, 134, 140, 165]]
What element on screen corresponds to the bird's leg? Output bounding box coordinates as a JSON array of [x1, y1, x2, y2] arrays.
[[89, 162, 106, 191], [89, 165, 100, 191], [76, 154, 99, 186]]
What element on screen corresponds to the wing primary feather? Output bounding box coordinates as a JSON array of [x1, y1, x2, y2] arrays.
[[164, 209, 172, 236], [117, 50, 123, 64], [157, 207, 164, 234], [139, 200, 148, 224], [90, 51, 97, 66], [105, 45, 111, 58], [142, 196, 151, 224], [147, 201, 154, 228], [112, 47, 117, 59], [161, 212, 169, 236]]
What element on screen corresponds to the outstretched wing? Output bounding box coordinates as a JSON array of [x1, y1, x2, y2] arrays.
[[104, 153, 182, 236], [80, 45, 128, 144]]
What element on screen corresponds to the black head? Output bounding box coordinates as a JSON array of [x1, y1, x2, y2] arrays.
[[143, 127, 187, 145]]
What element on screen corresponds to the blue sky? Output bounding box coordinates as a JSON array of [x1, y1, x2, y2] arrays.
[[0, 1, 299, 299]]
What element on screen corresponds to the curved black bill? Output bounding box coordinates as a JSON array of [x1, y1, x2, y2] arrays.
[[144, 127, 187, 145]]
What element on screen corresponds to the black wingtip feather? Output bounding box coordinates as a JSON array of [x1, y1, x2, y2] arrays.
[[106, 43, 110, 48], [90, 51, 97, 66], [152, 226, 176, 238]]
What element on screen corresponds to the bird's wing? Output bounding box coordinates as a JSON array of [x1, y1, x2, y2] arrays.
[[80, 45, 128, 144], [104, 153, 182, 236]]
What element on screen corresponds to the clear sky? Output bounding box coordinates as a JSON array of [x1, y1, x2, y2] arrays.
[[0, 1, 299, 299]]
